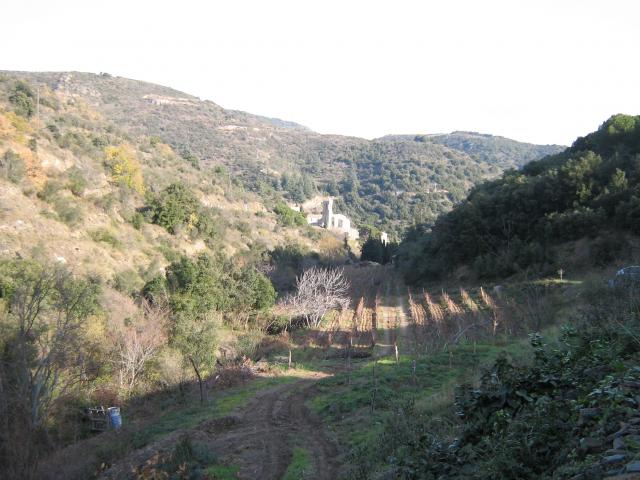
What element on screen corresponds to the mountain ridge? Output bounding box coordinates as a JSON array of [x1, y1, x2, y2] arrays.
[[1, 70, 565, 233]]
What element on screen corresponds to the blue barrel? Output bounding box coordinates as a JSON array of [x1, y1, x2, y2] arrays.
[[108, 407, 122, 430]]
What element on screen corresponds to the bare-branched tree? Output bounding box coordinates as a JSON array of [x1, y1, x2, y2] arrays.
[[282, 267, 351, 328], [116, 300, 168, 396]]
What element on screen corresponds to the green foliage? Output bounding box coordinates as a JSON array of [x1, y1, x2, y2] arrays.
[[166, 254, 229, 316], [0, 149, 26, 183], [38, 180, 62, 201], [163, 253, 276, 318], [8, 80, 35, 118], [130, 436, 220, 479], [231, 267, 277, 311], [283, 447, 311, 480], [399, 115, 640, 281], [172, 308, 218, 377], [267, 243, 316, 291], [147, 183, 223, 240], [112, 269, 144, 297], [149, 182, 199, 233], [359, 284, 640, 479], [52, 196, 83, 227], [426, 131, 564, 170], [0, 259, 101, 474], [129, 211, 144, 230], [204, 464, 240, 479], [360, 238, 396, 264], [89, 228, 121, 248], [274, 202, 307, 227], [1, 71, 563, 237], [141, 274, 169, 305], [277, 172, 316, 203], [180, 150, 200, 169], [66, 167, 87, 196], [163, 255, 229, 389]]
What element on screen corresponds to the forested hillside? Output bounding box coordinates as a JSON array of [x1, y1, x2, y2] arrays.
[[3, 71, 562, 234], [380, 131, 563, 170], [398, 114, 640, 282]]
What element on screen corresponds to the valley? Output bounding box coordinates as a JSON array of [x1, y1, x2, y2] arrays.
[[32, 265, 576, 479], [1, 68, 639, 480]]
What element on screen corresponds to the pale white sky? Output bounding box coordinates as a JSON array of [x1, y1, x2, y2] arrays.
[[2, 0, 639, 145]]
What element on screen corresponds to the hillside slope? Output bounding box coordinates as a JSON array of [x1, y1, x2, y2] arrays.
[[3, 71, 563, 234], [380, 131, 564, 170], [398, 114, 640, 282], [0, 73, 328, 287]]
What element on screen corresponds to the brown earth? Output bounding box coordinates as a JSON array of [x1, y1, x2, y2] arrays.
[[101, 375, 340, 480]]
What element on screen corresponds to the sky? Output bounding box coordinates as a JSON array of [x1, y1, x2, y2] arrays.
[[1, 0, 639, 145]]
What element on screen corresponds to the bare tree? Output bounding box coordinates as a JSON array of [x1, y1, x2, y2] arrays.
[[282, 267, 351, 328], [116, 300, 168, 396]]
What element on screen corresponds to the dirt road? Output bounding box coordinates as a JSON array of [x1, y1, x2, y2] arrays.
[[102, 376, 339, 480]]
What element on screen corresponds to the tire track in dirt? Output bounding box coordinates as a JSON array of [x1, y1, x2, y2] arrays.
[[203, 377, 339, 479], [101, 377, 339, 480]]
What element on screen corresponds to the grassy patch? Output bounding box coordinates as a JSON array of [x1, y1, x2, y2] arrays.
[[283, 446, 311, 480], [94, 375, 298, 468], [308, 339, 530, 467], [204, 463, 240, 479], [133, 376, 296, 446], [89, 227, 122, 248], [214, 375, 297, 417]]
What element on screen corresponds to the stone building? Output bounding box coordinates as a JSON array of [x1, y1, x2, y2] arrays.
[[304, 197, 359, 239]]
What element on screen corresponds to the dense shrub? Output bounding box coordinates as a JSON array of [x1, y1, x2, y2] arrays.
[[52, 197, 83, 227], [274, 202, 306, 227], [360, 237, 396, 264], [112, 269, 144, 296], [89, 228, 121, 248], [146, 183, 227, 244], [0, 149, 25, 183], [8, 80, 35, 118], [66, 167, 87, 196]]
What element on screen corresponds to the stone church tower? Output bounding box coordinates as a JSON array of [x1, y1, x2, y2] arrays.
[[321, 198, 334, 228]]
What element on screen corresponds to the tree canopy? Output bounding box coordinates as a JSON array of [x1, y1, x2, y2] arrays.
[[398, 115, 640, 282]]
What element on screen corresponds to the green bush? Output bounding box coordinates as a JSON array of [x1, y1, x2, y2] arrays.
[[148, 183, 200, 234], [274, 203, 306, 227], [66, 168, 87, 197], [52, 197, 83, 227], [130, 211, 145, 230], [8, 80, 35, 118], [89, 228, 121, 248], [0, 149, 25, 183], [399, 114, 640, 282], [38, 180, 63, 202], [113, 269, 144, 296]]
